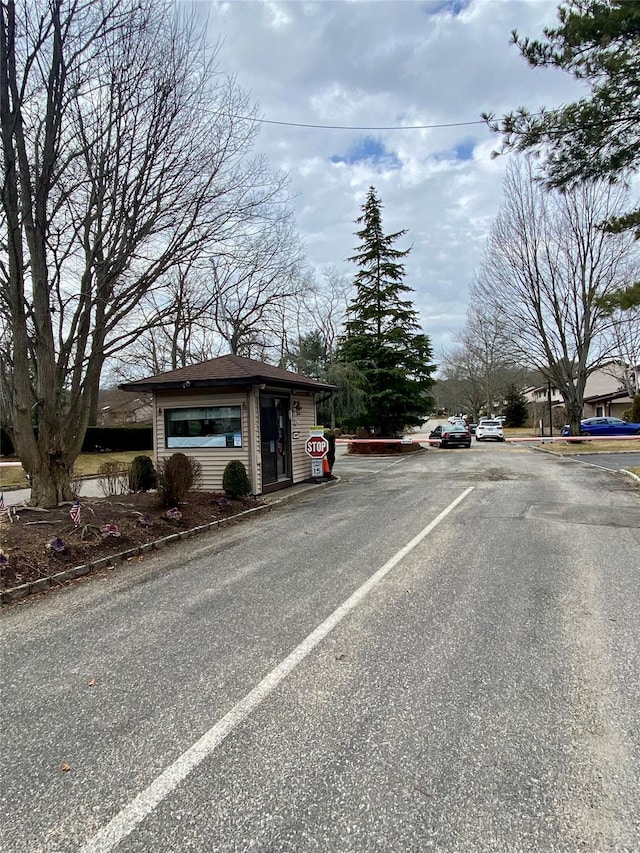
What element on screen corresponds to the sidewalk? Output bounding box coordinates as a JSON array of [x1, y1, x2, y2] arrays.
[[2, 477, 109, 507]]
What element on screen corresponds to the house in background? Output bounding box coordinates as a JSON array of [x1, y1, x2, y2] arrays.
[[120, 354, 336, 496], [523, 362, 639, 427], [522, 383, 565, 430], [97, 390, 153, 426], [581, 363, 639, 418]]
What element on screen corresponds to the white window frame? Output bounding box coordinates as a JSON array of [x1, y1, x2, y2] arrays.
[[165, 405, 242, 449]]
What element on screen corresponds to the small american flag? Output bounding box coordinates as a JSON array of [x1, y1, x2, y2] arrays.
[[69, 499, 81, 526]]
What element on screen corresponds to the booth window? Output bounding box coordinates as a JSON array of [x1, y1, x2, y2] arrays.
[[166, 406, 242, 448]]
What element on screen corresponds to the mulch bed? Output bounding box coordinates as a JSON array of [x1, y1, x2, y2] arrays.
[[347, 440, 424, 454], [0, 490, 263, 594]]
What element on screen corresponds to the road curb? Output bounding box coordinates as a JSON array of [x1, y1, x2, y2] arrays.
[[532, 445, 640, 485], [1, 479, 338, 606]]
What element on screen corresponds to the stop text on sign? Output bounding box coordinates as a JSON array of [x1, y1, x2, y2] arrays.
[[305, 435, 329, 458]]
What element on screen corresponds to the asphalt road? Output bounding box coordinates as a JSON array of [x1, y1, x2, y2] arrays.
[[2, 442, 639, 852]]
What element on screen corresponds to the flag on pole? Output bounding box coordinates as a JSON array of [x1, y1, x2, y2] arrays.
[[69, 499, 81, 526]]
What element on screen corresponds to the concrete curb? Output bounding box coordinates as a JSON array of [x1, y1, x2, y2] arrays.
[[1, 504, 270, 605], [531, 444, 640, 484], [1, 478, 339, 605], [262, 476, 340, 506]]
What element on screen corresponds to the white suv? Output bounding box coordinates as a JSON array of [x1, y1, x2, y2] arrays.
[[475, 419, 505, 442]]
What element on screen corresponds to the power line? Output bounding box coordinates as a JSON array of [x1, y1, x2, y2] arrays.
[[251, 116, 487, 131]]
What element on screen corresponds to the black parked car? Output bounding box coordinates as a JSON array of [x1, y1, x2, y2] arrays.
[[429, 423, 472, 449]]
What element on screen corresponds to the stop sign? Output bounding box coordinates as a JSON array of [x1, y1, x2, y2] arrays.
[[305, 435, 329, 458]]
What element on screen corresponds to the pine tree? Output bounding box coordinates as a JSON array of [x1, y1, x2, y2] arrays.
[[485, 0, 640, 308], [338, 187, 435, 436], [503, 385, 529, 428], [287, 331, 327, 379]]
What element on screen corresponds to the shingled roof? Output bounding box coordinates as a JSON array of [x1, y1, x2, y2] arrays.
[[119, 354, 336, 393]]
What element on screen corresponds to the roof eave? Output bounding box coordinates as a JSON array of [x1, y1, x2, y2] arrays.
[[119, 377, 336, 394]]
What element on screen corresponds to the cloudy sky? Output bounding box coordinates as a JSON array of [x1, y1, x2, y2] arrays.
[[192, 0, 583, 352]]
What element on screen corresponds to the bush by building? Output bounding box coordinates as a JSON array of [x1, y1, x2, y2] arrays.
[[222, 460, 251, 498], [129, 455, 157, 492], [157, 453, 202, 507]]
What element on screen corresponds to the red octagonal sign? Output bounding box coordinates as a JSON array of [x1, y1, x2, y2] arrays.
[[305, 435, 329, 458]]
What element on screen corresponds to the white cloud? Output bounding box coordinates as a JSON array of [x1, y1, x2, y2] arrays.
[[200, 0, 584, 349]]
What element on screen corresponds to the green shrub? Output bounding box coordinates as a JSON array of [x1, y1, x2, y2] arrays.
[[324, 429, 337, 472], [157, 453, 202, 507], [222, 460, 251, 498], [622, 395, 640, 423], [129, 455, 157, 492]]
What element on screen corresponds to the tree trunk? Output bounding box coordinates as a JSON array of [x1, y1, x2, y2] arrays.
[[563, 396, 583, 436], [25, 449, 75, 508], [88, 383, 100, 426]]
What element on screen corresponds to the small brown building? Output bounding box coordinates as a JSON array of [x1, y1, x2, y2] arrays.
[[120, 355, 335, 495]]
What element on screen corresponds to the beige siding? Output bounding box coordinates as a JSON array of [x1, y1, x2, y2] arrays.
[[152, 385, 325, 494], [290, 391, 319, 483], [247, 387, 262, 493], [584, 367, 625, 397], [154, 390, 252, 493], [583, 397, 633, 418]]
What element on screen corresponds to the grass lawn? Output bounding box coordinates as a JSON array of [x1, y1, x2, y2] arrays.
[[542, 438, 640, 454], [504, 428, 640, 452], [0, 450, 153, 490], [503, 429, 640, 478]]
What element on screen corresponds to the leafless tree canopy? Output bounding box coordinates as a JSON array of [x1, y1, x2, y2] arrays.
[[438, 306, 526, 418], [600, 305, 640, 397], [0, 0, 291, 505], [111, 206, 308, 380], [210, 215, 308, 361], [470, 157, 637, 432]]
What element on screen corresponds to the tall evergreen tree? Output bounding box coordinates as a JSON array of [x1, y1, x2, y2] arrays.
[[503, 385, 529, 428], [338, 187, 435, 436], [484, 0, 640, 308], [286, 331, 328, 379]]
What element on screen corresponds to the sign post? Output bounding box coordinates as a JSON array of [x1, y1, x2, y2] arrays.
[[305, 428, 329, 478]]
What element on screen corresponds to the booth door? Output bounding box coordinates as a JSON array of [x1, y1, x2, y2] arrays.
[[259, 394, 291, 492]]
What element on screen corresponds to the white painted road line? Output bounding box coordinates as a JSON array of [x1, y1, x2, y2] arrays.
[[79, 487, 474, 853]]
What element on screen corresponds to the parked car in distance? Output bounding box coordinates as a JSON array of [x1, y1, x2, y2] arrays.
[[467, 423, 478, 435], [560, 417, 640, 437], [475, 419, 505, 442], [432, 422, 472, 448]]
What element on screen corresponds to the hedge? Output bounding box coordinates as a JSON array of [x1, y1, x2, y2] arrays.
[[0, 426, 153, 457]]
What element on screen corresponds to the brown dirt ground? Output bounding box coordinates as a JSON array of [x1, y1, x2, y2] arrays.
[[0, 490, 263, 592]]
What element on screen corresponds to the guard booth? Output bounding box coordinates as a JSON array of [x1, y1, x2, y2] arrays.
[[120, 354, 336, 496]]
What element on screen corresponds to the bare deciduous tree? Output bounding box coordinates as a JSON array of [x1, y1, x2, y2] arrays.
[[471, 157, 636, 434], [283, 266, 351, 372], [108, 261, 226, 383], [1, 0, 284, 505], [211, 220, 308, 362], [600, 306, 640, 397], [443, 307, 525, 418]]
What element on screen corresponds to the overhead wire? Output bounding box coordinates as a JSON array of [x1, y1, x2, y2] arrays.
[[249, 117, 488, 130]]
